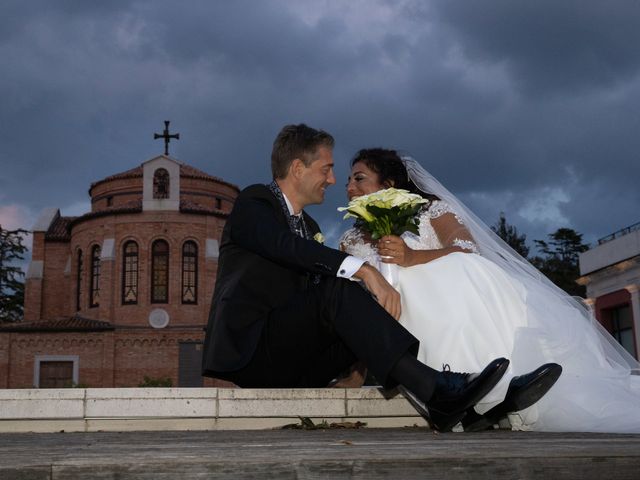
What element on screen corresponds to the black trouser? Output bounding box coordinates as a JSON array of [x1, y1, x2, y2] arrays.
[[224, 276, 418, 388]]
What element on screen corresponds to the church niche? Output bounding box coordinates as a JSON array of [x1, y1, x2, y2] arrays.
[[153, 168, 170, 199]]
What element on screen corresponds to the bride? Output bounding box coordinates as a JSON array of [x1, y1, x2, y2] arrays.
[[340, 148, 640, 433]]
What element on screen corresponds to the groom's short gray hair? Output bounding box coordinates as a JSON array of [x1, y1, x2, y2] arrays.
[[271, 124, 334, 179]]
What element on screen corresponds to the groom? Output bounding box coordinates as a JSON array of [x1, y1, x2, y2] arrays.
[[202, 123, 509, 431]]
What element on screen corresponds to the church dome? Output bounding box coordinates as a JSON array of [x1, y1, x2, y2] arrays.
[[87, 155, 239, 215]]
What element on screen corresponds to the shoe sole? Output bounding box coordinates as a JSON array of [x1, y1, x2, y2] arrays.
[[464, 364, 562, 432], [429, 410, 467, 432], [399, 386, 467, 432]]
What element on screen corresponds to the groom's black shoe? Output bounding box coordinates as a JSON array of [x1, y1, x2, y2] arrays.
[[462, 363, 563, 432], [425, 357, 510, 432]]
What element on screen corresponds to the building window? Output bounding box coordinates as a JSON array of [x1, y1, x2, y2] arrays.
[[182, 241, 198, 304], [76, 249, 83, 311], [215, 197, 222, 210], [106, 196, 113, 207], [122, 241, 138, 304], [151, 239, 169, 303], [34, 355, 79, 388], [89, 245, 101, 308], [153, 168, 170, 199], [610, 305, 636, 357]]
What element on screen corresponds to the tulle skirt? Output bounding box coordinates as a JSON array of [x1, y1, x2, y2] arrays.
[[397, 252, 640, 433]]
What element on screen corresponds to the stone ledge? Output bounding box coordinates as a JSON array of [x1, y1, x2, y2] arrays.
[[0, 387, 425, 433]]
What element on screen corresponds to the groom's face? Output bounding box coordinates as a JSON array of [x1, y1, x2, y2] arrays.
[[297, 146, 336, 206]]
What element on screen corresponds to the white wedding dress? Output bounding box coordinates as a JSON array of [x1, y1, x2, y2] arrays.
[[341, 200, 640, 433]]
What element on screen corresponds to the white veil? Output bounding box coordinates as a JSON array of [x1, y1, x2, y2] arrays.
[[401, 155, 640, 374]]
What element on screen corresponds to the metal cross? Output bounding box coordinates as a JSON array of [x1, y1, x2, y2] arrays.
[[154, 121, 180, 156]]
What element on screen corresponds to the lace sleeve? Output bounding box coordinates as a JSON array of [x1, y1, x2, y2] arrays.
[[339, 227, 379, 265], [428, 201, 478, 253]]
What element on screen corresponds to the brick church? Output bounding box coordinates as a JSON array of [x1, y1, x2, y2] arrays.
[[0, 141, 239, 388]]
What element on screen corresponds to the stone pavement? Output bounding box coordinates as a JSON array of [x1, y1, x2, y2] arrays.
[[1, 429, 640, 479]]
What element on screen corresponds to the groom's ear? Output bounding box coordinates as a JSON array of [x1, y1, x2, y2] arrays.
[[290, 158, 306, 178], [383, 180, 394, 188]]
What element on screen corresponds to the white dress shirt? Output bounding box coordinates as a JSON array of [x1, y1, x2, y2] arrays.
[[282, 193, 365, 279]]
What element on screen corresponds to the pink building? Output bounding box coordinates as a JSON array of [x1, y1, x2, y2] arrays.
[[578, 222, 640, 360]]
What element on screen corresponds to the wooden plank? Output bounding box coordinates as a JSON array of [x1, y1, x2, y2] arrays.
[[1, 429, 640, 479]]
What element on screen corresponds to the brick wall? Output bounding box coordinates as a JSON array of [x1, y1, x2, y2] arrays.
[[0, 328, 224, 388], [41, 242, 71, 319], [0, 335, 9, 388], [90, 177, 142, 212], [6, 160, 239, 389], [2, 332, 108, 388], [67, 211, 222, 327]]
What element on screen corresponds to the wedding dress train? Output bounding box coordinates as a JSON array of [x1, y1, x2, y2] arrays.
[[341, 201, 640, 433]]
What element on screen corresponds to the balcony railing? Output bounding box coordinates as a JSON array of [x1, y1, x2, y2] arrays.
[[598, 221, 640, 245]]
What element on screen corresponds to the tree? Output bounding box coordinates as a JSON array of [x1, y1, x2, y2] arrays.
[[491, 212, 530, 258], [0, 225, 28, 323], [531, 228, 589, 297]]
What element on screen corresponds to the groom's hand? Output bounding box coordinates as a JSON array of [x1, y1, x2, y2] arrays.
[[354, 263, 401, 320]]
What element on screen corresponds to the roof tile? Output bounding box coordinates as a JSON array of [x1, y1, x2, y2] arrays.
[[0, 316, 114, 332]]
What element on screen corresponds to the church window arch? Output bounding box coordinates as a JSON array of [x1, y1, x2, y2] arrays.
[[181, 241, 198, 304], [153, 168, 170, 199], [89, 244, 101, 308], [76, 249, 83, 311], [151, 239, 169, 303], [122, 241, 139, 305]]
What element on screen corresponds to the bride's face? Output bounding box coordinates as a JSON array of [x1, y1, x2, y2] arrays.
[[347, 161, 385, 200]]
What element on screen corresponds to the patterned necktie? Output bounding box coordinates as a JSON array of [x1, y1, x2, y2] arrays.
[[291, 215, 304, 238]]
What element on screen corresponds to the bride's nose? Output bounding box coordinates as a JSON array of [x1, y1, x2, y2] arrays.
[[346, 179, 357, 198]]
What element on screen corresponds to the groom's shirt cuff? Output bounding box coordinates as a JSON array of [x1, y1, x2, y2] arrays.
[[336, 256, 366, 279]]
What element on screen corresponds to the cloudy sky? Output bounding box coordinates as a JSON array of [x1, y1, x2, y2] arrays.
[[1, 0, 639, 255]]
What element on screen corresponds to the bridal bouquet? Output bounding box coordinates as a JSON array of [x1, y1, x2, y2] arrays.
[[338, 188, 427, 240]]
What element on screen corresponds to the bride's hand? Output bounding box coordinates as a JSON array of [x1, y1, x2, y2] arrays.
[[378, 235, 414, 267]]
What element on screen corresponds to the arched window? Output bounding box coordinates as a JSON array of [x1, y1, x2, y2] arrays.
[[122, 241, 138, 305], [151, 240, 169, 303], [89, 245, 101, 308], [76, 249, 83, 311], [182, 241, 198, 304], [153, 168, 170, 199]]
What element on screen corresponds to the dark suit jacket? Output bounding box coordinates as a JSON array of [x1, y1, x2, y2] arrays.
[[202, 184, 349, 374]]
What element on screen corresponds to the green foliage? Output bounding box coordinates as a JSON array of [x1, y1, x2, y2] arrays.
[[340, 188, 428, 240], [531, 228, 590, 297], [63, 381, 89, 388], [138, 376, 173, 387], [0, 226, 28, 323], [365, 204, 423, 240], [491, 212, 530, 258]]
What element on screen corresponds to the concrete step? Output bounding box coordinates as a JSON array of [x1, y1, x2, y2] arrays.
[[0, 387, 426, 433], [1, 429, 639, 480]]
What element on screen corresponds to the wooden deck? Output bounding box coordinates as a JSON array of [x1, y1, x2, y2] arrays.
[[1, 428, 639, 479]]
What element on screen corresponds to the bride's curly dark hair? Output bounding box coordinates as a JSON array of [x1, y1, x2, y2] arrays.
[[351, 148, 440, 202]]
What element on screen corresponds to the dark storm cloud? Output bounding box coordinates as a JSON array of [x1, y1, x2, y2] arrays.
[[431, 0, 640, 95], [358, 0, 640, 246], [1, 0, 639, 251]]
